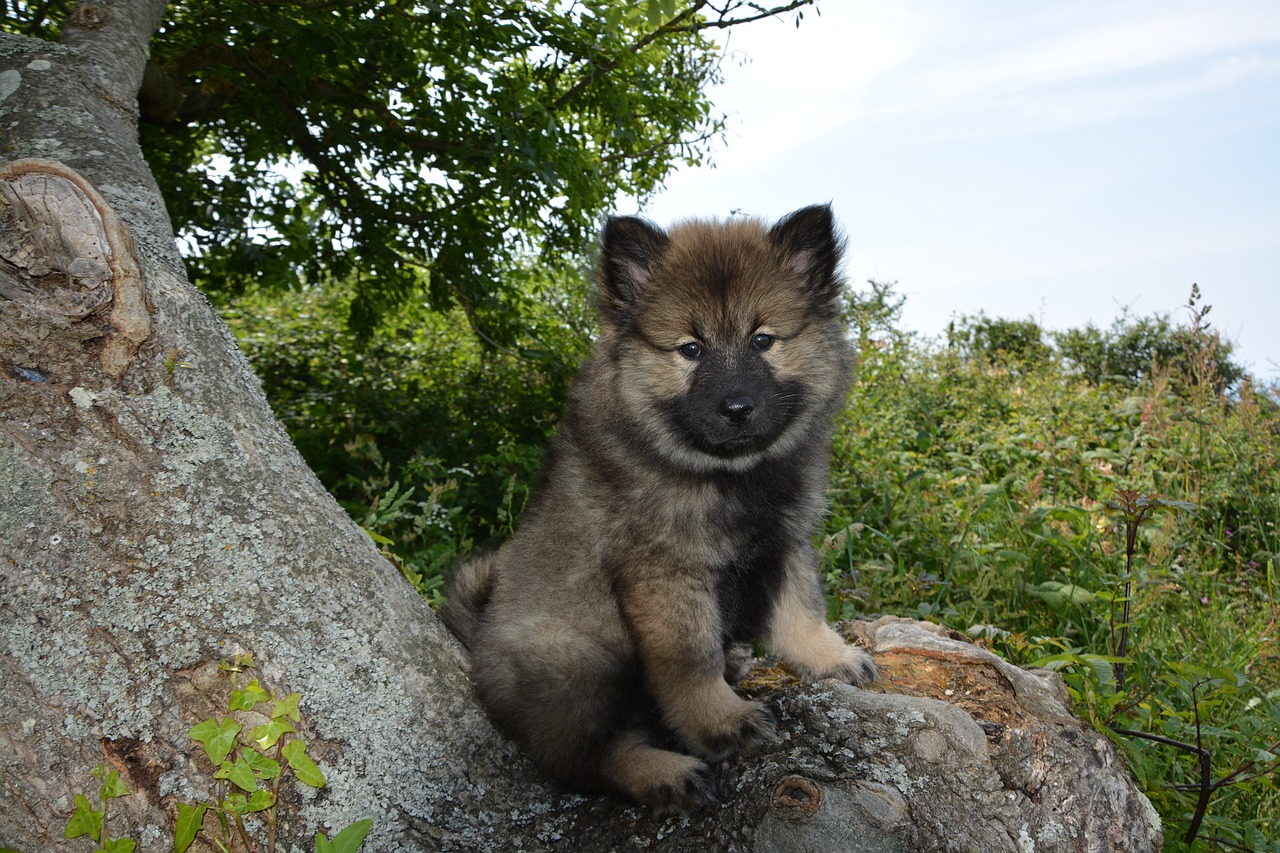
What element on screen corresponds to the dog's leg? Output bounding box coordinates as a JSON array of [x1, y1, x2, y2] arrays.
[[765, 548, 877, 686], [615, 570, 776, 760]]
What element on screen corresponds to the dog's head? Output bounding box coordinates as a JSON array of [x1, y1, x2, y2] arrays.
[[595, 205, 852, 472]]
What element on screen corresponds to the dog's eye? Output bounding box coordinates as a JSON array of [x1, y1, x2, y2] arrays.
[[678, 341, 704, 360], [751, 333, 775, 352]]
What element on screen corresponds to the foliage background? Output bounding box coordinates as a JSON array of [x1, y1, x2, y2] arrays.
[[223, 278, 1279, 850]]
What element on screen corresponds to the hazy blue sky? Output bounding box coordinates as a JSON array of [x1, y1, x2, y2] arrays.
[[636, 0, 1280, 382]]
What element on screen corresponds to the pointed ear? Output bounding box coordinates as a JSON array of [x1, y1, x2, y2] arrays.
[[767, 204, 843, 298], [598, 215, 670, 322]]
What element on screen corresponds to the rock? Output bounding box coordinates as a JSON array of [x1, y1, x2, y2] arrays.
[[486, 616, 1162, 852], [743, 616, 1163, 853]]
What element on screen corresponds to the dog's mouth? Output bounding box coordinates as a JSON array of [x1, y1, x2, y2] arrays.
[[658, 392, 802, 460], [701, 431, 777, 458]]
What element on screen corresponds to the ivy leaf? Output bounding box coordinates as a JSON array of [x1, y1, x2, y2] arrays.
[[214, 755, 258, 793], [189, 717, 242, 765], [316, 818, 373, 853], [221, 793, 249, 816], [96, 837, 136, 853], [243, 748, 281, 780], [230, 679, 272, 711], [250, 718, 296, 751], [244, 789, 276, 813], [64, 793, 104, 841], [281, 739, 326, 788], [99, 769, 130, 800], [272, 691, 302, 722], [173, 802, 208, 853]]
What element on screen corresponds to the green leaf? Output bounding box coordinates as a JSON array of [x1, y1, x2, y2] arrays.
[[96, 838, 136, 853], [218, 653, 253, 673], [1028, 581, 1096, 610], [99, 769, 130, 800], [230, 679, 272, 711], [250, 718, 296, 750], [173, 802, 208, 853], [316, 818, 373, 853], [244, 789, 276, 813], [1082, 655, 1117, 689], [282, 739, 326, 788], [362, 527, 394, 546], [189, 717, 242, 765], [214, 755, 258, 792], [64, 793, 104, 841], [272, 691, 302, 721], [221, 793, 250, 816], [243, 747, 281, 780]]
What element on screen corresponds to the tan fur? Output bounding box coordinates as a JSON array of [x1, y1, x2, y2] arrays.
[[442, 206, 876, 813]]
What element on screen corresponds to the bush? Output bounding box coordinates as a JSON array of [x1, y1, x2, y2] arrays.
[[220, 267, 592, 596], [827, 284, 1279, 849]]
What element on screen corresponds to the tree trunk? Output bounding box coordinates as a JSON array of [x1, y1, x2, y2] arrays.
[[0, 3, 503, 849], [1, 3, 1161, 851]]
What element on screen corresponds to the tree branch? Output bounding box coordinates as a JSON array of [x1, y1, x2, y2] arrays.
[[60, 0, 170, 107], [552, 0, 815, 112]]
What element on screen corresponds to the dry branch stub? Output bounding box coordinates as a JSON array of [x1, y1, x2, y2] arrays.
[[0, 158, 151, 380]]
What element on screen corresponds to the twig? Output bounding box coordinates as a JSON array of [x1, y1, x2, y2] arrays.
[[1110, 726, 1211, 845]]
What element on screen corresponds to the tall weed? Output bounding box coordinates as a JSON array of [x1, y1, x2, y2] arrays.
[[828, 287, 1279, 848]]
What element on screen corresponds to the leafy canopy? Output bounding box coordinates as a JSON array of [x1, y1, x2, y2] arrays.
[[6, 0, 814, 337]]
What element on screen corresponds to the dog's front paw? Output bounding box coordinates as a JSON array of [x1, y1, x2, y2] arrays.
[[696, 700, 777, 762], [818, 645, 877, 686], [645, 758, 718, 817]]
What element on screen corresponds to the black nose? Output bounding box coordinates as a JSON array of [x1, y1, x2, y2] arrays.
[[719, 395, 756, 425]]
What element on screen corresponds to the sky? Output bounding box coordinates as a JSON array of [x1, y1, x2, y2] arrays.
[[633, 0, 1280, 382]]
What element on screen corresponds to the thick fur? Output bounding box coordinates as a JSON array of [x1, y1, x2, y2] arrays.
[[441, 205, 876, 814]]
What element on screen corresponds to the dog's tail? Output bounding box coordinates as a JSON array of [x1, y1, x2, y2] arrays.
[[439, 553, 497, 649]]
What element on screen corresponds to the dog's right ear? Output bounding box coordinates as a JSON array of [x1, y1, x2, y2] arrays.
[[599, 215, 670, 322]]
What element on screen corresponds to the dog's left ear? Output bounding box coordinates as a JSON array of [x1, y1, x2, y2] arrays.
[[768, 204, 843, 298]]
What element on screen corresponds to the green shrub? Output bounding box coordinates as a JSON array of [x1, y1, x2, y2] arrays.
[[827, 283, 1279, 848], [220, 266, 592, 595]]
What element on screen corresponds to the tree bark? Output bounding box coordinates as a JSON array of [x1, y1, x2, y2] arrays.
[[1, 3, 1162, 852], [0, 3, 505, 849]]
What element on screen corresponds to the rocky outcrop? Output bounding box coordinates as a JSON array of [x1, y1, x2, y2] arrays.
[[447, 616, 1163, 852], [743, 616, 1162, 852]]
